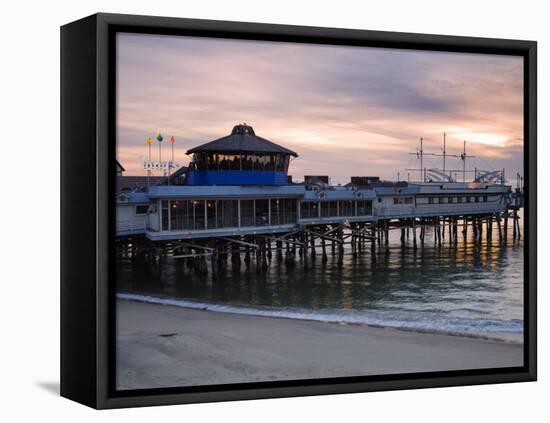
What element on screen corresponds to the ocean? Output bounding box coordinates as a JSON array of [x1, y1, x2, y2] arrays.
[[116, 217, 524, 343]]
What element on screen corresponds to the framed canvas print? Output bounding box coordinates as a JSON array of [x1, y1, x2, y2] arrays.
[[60, 13, 537, 409]]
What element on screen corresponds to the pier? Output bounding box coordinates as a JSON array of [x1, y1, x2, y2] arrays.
[[116, 124, 524, 277]]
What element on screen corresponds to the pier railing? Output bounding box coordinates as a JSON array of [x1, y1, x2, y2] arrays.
[[116, 219, 148, 235], [166, 213, 298, 232]]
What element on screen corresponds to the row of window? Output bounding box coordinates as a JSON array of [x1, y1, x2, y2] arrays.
[[393, 197, 414, 205], [300, 200, 372, 219], [159, 198, 374, 231], [426, 195, 489, 205], [191, 152, 291, 172], [161, 198, 298, 231]]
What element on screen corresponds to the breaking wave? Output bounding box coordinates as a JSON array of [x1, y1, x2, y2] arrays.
[[117, 292, 523, 343]]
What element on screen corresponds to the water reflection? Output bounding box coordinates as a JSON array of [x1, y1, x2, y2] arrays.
[[116, 218, 524, 342]]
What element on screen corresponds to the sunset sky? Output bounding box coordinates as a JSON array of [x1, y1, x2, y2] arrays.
[[116, 33, 524, 184]]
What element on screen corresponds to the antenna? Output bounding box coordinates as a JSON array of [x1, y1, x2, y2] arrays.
[[406, 134, 478, 183], [169, 136, 176, 185], [460, 140, 476, 182], [420, 137, 423, 182], [146, 137, 153, 188], [408, 138, 426, 182], [157, 133, 164, 175], [443, 132, 446, 175]]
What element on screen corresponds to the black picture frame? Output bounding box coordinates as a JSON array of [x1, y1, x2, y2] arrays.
[[60, 12, 537, 409]]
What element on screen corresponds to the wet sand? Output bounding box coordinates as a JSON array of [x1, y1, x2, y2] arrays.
[[116, 299, 523, 390]]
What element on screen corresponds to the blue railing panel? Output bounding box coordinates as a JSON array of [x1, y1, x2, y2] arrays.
[[187, 170, 289, 186]]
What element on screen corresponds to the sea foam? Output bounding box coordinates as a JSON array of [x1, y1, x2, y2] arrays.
[[117, 292, 523, 343]]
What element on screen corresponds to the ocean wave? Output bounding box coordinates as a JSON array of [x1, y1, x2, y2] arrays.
[[117, 292, 524, 343]]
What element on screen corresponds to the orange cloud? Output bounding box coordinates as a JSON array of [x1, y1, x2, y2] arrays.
[[116, 34, 524, 183]]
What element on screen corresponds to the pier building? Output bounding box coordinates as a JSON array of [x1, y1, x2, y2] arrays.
[[116, 124, 523, 271]]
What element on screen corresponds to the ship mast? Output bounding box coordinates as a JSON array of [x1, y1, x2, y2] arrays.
[[443, 132, 446, 176], [407, 133, 476, 183], [420, 137, 424, 182], [460, 140, 475, 183]]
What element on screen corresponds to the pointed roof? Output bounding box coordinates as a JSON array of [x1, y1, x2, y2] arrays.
[[186, 124, 298, 157], [115, 159, 125, 172]]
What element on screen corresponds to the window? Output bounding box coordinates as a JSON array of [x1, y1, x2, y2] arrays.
[[170, 200, 191, 230], [475, 196, 480, 203], [191, 200, 205, 229], [300, 201, 319, 219], [393, 197, 412, 205], [448, 197, 454, 203], [240, 200, 255, 226], [135, 205, 149, 215], [466, 196, 472, 203], [483, 195, 488, 203], [255, 199, 270, 226], [438, 197, 445, 204], [206, 200, 217, 229], [357, 200, 372, 216], [321, 201, 338, 217], [338, 200, 355, 216], [217, 200, 239, 228], [428, 197, 435, 204], [457, 196, 463, 203], [161, 200, 169, 230], [271, 198, 297, 225], [194, 153, 208, 171], [265, 155, 276, 171]]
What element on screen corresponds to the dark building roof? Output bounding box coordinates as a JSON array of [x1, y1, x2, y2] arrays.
[[186, 124, 298, 157], [116, 176, 166, 193], [168, 165, 188, 184], [116, 160, 125, 172], [305, 175, 330, 184], [170, 165, 188, 179]]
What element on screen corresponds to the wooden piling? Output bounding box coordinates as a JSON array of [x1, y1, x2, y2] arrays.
[[504, 213, 508, 241], [321, 236, 328, 263], [412, 219, 417, 251]]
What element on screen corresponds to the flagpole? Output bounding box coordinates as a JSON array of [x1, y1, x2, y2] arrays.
[[169, 136, 176, 186], [146, 137, 153, 189], [157, 133, 163, 176]]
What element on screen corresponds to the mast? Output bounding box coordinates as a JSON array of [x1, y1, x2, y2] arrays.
[[460, 141, 475, 183], [146, 137, 153, 189], [443, 132, 446, 176], [157, 133, 164, 175], [463, 141, 466, 182], [420, 137, 423, 182]]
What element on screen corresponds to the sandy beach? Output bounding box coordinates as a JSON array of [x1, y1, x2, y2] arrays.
[[116, 299, 523, 390]]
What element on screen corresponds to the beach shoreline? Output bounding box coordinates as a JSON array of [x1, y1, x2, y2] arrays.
[[116, 292, 523, 344], [116, 299, 523, 390]]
